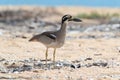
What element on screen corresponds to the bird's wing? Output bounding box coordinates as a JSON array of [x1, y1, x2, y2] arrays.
[[36, 32, 57, 45], [46, 33, 56, 40], [42, 32, 57, 41]]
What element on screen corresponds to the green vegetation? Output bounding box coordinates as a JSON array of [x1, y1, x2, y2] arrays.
[[112, 13, 120, 17], [76, 11, 120, 19]]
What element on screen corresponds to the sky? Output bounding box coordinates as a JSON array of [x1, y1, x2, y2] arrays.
[[0, 0, 120, 7]]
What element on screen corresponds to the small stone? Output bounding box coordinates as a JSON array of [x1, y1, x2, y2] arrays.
[[33, 70, 39, 73], [101, 63, 108, 67], [0, 63, 8, 73], [92, 63, 100, 66], [70, 64, 76, 69], [34, 62, 42, 69], [21, 36, 27, 39], [56, 62, 63, 67], [92, 62, 107, 67], [86, 63, 93, 67], [94, 53, 102, 56], [84, 58, 92, 61], [20, 64, 32, 71], [72, 60, 80, 63], [0, 58, 5, 62], [76, 64, 81, 68]]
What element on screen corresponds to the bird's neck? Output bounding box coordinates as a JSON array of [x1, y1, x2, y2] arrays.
[[59, 22, 67, 32]]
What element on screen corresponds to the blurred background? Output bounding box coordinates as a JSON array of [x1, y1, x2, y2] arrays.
[[0, 0, 120, 39]]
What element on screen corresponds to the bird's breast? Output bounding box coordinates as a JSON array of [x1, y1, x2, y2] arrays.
[[47, 41, 64, 48]]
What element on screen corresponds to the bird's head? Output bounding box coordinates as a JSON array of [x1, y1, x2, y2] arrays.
[[62, 14, 82, 23]]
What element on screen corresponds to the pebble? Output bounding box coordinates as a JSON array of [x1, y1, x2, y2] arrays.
[[92, 62, 108, 67], [84, 58, 92, 61]]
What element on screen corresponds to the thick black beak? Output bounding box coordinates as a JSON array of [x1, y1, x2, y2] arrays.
[[69, 18, 82, 22]]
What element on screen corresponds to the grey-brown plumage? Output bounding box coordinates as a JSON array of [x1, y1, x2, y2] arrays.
[[29, 14, 82, 65]]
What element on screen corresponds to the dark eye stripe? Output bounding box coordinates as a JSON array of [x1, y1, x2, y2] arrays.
[[62, 16, 67, 20]]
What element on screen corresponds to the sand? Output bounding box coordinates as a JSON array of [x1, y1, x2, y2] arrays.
[[0, 6, 120, 80], [0, 33, 120, 80]]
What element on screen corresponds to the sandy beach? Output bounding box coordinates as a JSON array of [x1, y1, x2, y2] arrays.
[[0, 6, 120, 80]]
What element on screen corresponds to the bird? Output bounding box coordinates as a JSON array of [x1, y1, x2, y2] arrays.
[[29, 14, 82, 66]]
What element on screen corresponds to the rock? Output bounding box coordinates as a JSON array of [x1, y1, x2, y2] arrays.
[[70, 64, 81, 69], [34, 62, 43, 69], [21, 64, 32, 71], [85, 63, 93, 67], [94, 53, 102, 56], [84, 58, 92, 61], [56, 61, 64, 67], [0, 57, 5, 62], [76, 64, 81, 68], [70, 64, 76, 69], [0, 63, 8, 73], [92, 59, 108, 67]]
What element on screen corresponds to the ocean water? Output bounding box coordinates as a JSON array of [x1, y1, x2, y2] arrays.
[[0, 0, 120, 7]]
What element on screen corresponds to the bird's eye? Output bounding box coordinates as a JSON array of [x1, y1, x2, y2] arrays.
[[63, 17, 67, 21]]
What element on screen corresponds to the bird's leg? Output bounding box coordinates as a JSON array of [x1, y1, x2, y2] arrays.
[[53, 48, 56, 64], [45, 48, 48, 66]]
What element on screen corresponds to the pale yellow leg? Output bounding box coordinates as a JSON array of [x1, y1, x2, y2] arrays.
[[53, 48, 56, 64], [45, 48, 48, 66]]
